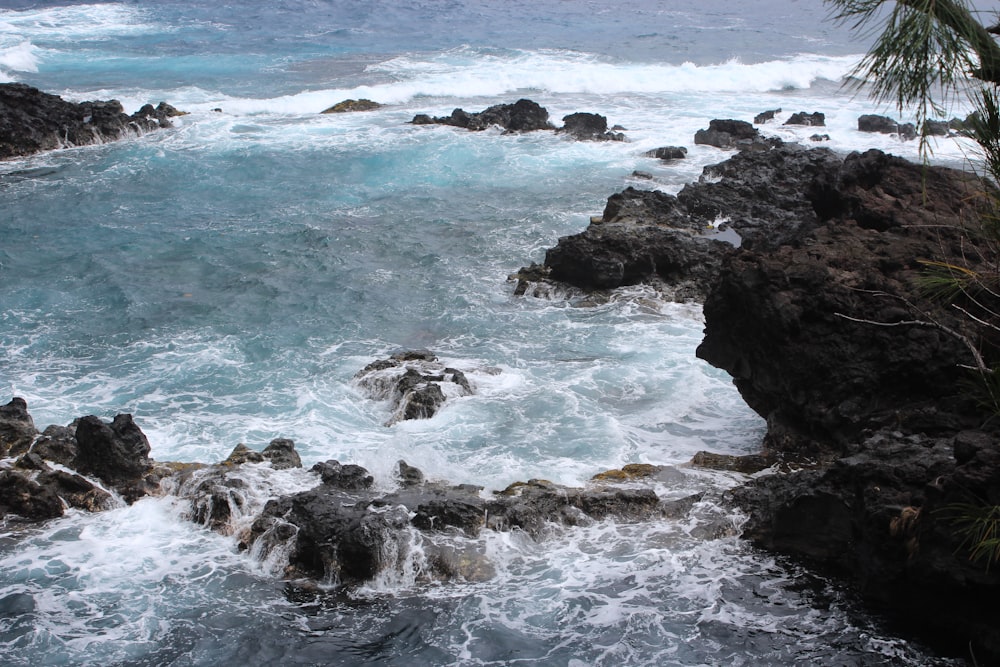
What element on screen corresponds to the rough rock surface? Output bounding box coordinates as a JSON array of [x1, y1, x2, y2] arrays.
[[242, 461, 672, 585], [557, 112, 625, 141], [0, 83, 184, 159], [353, 350, 475, 424], [0, 397, 36, 457], [691, 148, 1000, 662], [410, 99, 554, 132], [320, 99, 382, 113], [783, 111, 825, 126], [643, 146, 687, 160], [857, 113, 917, 140], [694, 118, 774, 149], [520, 143, 842, 298]]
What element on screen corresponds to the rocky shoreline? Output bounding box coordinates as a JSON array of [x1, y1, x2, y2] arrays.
[[3, 87, 999, 662], [515, 132, 1000, 662], [0, 83, 184, 160]]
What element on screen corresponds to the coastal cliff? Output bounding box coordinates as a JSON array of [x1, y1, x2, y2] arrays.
[[523, 140, 1000, 663]]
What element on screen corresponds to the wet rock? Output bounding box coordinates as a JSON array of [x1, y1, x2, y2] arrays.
[[320, 98, 382, 113], [0, 83, 184, 159], [396, 460, 425, 487], [921, 119, 951, 136], [354, 350, 475, 424], [0, 470, 64, 521], [689, 451, 775, 474], [809, 133, 830, 142], [631, 170, 653, 179], [783, 111, 825, 126], [224, 443, 265, 466], [0, 398, 37, 458], [557, 112, 625, 141], [409, 99, 554, 133], [311, 460, 374, 490], [727, 429, 1000, 662], [262, 438, 302, 470], [694, 119, 769, 149], [857, 113, 916, 140], [29, 424, 78, 467], [36, 470, 113, 512], [73, 414, 153, 502], [529, 144, 842, 298], [754, 108, 781, 124], [643, 146, 687, 160]]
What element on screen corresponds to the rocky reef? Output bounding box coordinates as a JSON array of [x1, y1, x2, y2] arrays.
[[0, 83, 184, 160], [411, 98, 626, 140]]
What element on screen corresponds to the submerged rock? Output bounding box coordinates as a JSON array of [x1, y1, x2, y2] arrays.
[[0, 83, 184, 159], [643, 146, 687, 161]]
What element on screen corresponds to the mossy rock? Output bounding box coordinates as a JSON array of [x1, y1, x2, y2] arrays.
[[321, 99, 383, 114]]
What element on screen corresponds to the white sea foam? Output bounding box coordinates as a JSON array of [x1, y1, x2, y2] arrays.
[[0, 3, 158, 41]]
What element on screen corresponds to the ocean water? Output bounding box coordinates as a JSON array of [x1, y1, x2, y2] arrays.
[[0, 1, 974, 665]]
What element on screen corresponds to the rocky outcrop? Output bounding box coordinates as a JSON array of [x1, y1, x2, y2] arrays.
[[753, 108, 781, 124], [320, 99, 382, 113], [783, 111, 825, 126], [242, 461, 683, 585], [694, 118, 776, 150], [411, 99, 554, 132], [643, 146, 687, 161], [557, 112, 625, 141], [517, 143, 842, 298], [0, 402, 154, 518], [690, 148, 1000, 662], [857, 113, 917, 140], [0, 83, 184, 159], [410, 99, 626, 140], [353, 350, 475, 425]]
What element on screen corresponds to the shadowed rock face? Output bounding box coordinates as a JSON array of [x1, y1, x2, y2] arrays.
[[0, 83, 184, 159], [690, 148, 1000, 662], [520, 144, 842, 299]]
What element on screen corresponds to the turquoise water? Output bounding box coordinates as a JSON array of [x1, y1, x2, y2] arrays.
[[0, 1, 971, 664]]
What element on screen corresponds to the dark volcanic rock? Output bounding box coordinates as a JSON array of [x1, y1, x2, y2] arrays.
[[753, 108, 781, 124], [643, 146, 687, 161], [262, 438, 302, 470], [691, 147, 1000, 662], [0, 83, 184, 159], [783, 111, 825, 126], [30, 424, 78, 466], [727, 429, 1000, 662], [557, 112, 625, 141], [354, 350, 474, 424], [74, 414, 154, 502], [0, 397, 37, 457], [0, 470, 64, 521], [694, 118, 771, 149], [697, 149, 988, 453], [857, 113, 917, 140], [410, 99, 554, 133], [531, 144, 842, 298], [320, 99, 382, 113]]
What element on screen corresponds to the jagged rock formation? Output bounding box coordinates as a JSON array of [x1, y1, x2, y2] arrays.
[[0, 83, 185, 159], [857, 113, 917, 140], [353, 350, 475, 425], [515, 143, 841, 298], [410, 99, 626, 140], [783, 111, 825, 126]]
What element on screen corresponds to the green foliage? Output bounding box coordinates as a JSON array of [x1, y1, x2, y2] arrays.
[[940, 502, 1000, 569]]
